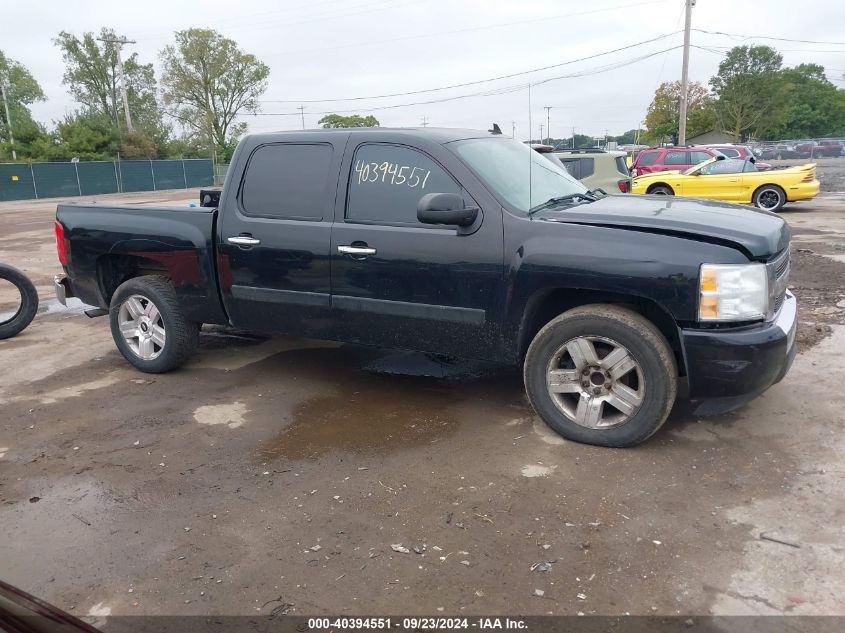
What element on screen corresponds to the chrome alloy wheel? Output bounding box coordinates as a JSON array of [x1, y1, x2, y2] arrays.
[[118, 294, 166, 360], [545, 336, 645, 429]]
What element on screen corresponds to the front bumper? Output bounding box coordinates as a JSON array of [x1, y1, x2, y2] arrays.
[[681, 290, 797, 415]]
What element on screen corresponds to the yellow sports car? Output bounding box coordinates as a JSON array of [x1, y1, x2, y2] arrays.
[[630, 155, 819, 212]]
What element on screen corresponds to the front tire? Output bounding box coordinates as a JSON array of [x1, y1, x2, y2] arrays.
[[0, 264, 39, 340], [648, 184, 674, 196], [752, 184, 786, 212], [524, 305, 677, 448], [109, 275, 198, 373]]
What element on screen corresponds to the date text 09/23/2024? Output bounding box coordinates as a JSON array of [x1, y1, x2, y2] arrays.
[[308, 617, 527, 630]]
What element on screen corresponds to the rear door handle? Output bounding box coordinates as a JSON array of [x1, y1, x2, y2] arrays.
[[228, 236, 261, 246], [338, 245, 376, 256]]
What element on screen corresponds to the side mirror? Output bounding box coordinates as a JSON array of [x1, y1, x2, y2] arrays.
[[715, 154, 726, 161], [417, 193, 478, 227]]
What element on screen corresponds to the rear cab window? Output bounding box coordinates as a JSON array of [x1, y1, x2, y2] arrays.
[[240, 143, 334, 220], [346, 143, 461, 226]]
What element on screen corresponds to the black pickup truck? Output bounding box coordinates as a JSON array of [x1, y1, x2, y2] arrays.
[[54, 127, 796, 447]]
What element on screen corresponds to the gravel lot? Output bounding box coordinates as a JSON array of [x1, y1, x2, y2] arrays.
[[1, 188, 844, 621]]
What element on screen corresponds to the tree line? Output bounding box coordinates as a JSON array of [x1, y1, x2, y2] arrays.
[[0, 28, 269, 163], [644, 45, 845, 145]]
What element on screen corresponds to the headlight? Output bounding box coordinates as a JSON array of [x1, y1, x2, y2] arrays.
[[699, 263, 768, 321]]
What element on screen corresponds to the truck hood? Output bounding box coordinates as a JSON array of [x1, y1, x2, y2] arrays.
[[540, 194, 789, 259]]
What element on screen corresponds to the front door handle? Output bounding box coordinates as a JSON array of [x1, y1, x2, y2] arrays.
[[338, 245, 376, 256], [228, 236, 261, 246]]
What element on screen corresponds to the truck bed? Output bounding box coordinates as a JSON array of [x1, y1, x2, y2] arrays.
[[56, 202, 228, 325]]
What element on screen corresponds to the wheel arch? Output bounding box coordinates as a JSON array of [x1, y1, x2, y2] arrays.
[[517, 288, 685, 377], [646, 182, 674, 194], [97, 254, 169, 305], [751, 182, 787, 203]]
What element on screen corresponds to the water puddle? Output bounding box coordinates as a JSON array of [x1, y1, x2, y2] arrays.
[[260, 375, 460, 461]]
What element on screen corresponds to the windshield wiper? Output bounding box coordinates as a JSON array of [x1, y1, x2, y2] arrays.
[[528, 191, 598, 216]]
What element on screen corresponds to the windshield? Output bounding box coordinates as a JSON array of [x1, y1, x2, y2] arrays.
[[450, 137, 587, 214]]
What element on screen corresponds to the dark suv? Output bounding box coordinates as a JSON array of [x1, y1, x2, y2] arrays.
[[631, 147, 720, 177]]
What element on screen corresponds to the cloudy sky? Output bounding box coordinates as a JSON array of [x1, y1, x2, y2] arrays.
[[3, 0, 844, 140]]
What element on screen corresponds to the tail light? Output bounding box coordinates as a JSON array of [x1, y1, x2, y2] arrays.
[[801, 171, 815, 182], [618, 179, 630, 193], [55, 221, 69, 266]]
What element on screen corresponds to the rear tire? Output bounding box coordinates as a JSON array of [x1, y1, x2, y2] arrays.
[[0, 264, 39, 340], [648, 184, 674, 196], [524, 305, 677, 448], [752, 184, 786, 212], [109, 275, 198, 373]]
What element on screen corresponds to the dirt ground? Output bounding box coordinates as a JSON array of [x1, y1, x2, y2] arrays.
[[1, 188, 844, 624]]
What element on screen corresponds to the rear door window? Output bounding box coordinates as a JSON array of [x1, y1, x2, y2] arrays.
[[719, 148, 741, 158], [561, 159, 581, 179], [690, 151, 713, 163], [240, 143, 334, 220], [578, 158, 595, 178], [346, 144, 461, 226], [663, 151, 689, 166]]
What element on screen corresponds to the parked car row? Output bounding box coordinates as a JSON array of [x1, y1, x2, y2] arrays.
[[753, 139, 844, 159], [531, 142, 819, 212], [630, 145, 772, 177], [630, 155, 819, 212]]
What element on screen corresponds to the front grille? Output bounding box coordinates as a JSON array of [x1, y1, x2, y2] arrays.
[[773, 249, 790, 279], [768, 249, 790, 318]]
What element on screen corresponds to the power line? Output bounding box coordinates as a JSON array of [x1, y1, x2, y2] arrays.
[[259, 31, 682, 104], [692, 29, 845, 46], [245, 46, 685, 118], [266, 0, 673, 57], [141, 0, 427, 40]]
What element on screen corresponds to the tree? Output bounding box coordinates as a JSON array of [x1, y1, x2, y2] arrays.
[[644, 81, 715, 144], [0, 50, 48, 160], [611, 129, 646, 145], [47, 112, 120, 161], [160, 29, 269, 160], [709, 45, 785, 141], [318, 114, 379, 128], [770, 64, 845, 139], [54, 28, 166, 145]]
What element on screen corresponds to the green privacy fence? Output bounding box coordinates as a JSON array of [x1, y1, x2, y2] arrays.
[[0, 159, 214, 202]]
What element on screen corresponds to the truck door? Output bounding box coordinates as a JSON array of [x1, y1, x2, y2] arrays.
[[330, 141, 505, 360], [217, 140, 342, 337]]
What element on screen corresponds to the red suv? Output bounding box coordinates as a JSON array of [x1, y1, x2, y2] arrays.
[[631, 147, 719, 177]]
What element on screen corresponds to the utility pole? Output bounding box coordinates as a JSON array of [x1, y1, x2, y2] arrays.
[[297, 105, 306, 129], [678, 0, 695, 146], [420, 116, 428, 127], [543, 106, 552, 145], [511, 121, 516, 139], [0, 83, 16, 161], [539, 124, 544, 144], [571, 126, 576, 149], [97, 37, 136, 132]]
